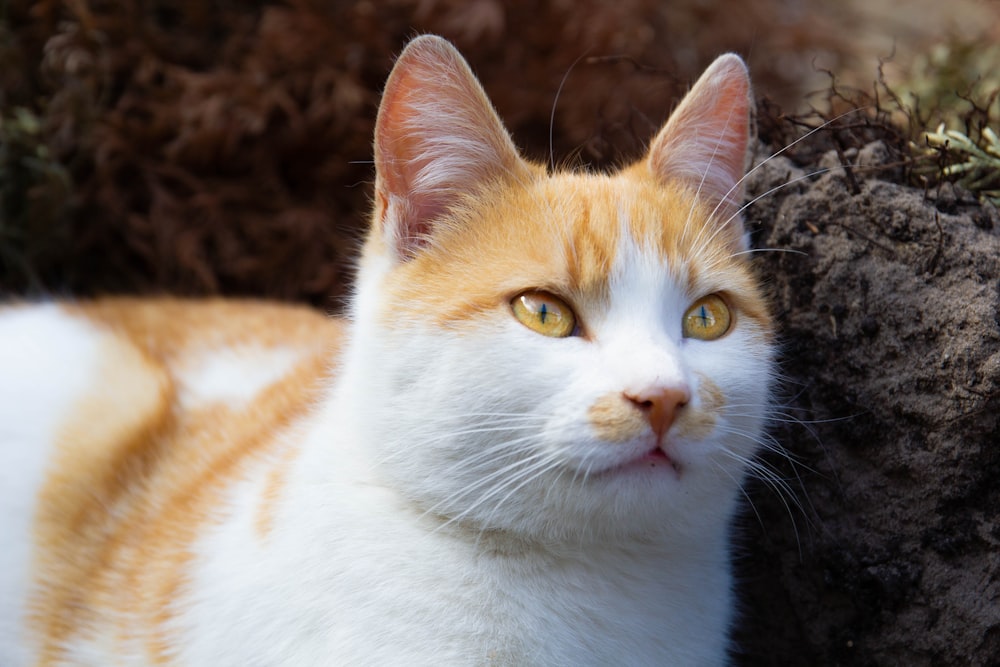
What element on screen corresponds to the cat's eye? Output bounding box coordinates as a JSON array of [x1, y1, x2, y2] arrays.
[[511, 291, 577, 338], [682, 294, 732, 341]]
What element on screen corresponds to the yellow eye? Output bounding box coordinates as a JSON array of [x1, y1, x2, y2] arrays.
[[511, 291, 577, 338], [682, 294, 732, 340]]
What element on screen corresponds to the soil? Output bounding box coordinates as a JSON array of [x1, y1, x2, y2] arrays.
[[733, 142, 1000, 666]]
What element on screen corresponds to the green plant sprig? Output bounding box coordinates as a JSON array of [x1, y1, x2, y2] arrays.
[[918, 124, 1000, 204]]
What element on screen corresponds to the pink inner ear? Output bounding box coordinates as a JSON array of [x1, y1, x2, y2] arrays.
[[373, 36, 526, 261], [647, 54, 751, 226], [374, 84, 449, 254]]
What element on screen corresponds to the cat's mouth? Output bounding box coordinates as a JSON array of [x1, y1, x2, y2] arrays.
[[614, 446, 682, 477]]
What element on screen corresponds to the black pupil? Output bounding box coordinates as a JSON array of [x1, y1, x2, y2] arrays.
[[539, 303, 548, 323], [699, 305, 710, 326]]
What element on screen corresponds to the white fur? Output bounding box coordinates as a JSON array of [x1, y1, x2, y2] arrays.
[[0, 307, 107, 666], [177, 345, 302, 409], [0, 256, 768, 666]]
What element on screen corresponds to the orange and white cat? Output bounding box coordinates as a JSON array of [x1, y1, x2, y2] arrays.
[[0, 36, 773, 666]]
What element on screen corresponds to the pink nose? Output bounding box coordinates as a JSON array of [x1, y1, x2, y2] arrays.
[[625, 387, 690, 438]]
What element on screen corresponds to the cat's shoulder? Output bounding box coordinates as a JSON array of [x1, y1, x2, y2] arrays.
[[0, 297, 343, 457], [0, 299, 344, 663], [61, 297, 343, 355], [0, 297, 342, 361]]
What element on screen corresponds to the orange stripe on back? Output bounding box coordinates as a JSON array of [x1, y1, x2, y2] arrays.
[[28, 299, 343, 664]]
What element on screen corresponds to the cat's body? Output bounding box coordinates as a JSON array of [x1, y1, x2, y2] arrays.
[[0, 37, 773, 666]]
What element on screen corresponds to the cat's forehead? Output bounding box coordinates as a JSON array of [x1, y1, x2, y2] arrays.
[[522, 170, 732, 293], [385, 167, 762, 328]]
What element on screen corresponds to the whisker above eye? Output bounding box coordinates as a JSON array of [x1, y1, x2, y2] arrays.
[[693, 164, 849, 261], [705, 106, 871, 226]]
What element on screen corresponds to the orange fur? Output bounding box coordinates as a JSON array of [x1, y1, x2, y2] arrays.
[[255, 434, 306, 540], [588, 392, 649, 443], [28, 299, 342, 664], [675, 375, 726, 440], [384, 172, 770, 339]]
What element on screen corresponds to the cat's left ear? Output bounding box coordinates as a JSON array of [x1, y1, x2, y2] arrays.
[[646, 54, 752, 248], [373, 35, 530, 262]]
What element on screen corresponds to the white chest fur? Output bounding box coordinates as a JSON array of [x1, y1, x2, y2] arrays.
[[174, 416, 736, 667]]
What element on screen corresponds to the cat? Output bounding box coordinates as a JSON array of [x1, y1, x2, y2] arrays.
[[0, 35, 774, 666]]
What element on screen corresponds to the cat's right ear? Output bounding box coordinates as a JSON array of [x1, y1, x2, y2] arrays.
[[373, 35, 529, 262]]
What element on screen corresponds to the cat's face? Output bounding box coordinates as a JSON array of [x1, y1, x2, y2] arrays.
[[350, 36, 773, 541]]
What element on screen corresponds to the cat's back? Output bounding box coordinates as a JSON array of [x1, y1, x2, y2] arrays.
[[0, 298, 341, 665]]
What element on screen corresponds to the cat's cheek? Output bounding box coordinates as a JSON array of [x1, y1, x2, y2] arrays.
[[586, 392, 649, 443], [671, 375, 725, 441]]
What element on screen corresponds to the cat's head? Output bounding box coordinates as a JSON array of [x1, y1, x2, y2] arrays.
[[348, 36, 774, 543]]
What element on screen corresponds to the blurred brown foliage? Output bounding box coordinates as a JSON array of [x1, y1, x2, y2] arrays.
[[0, 0, 861, 305]]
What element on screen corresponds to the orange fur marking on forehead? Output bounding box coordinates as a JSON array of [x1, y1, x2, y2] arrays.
[[545, 175, 620, 298], [379, 167, 618, 327], [29, 299, 342, 664], [378, 163, 770, 341], [370, 37, 759, 339]]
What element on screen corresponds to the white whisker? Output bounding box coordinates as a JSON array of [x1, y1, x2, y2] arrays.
[[549, 51, 591, 173], [694, 164, 857, 261], [683, 101, 743, 236], [712, 461, 766, 530], [475, 454, 568, 542], [688, 108, 870, 264], [728, 247, 808, 258], [375, 423, 540, 467], [706, 106, 871, 225], [717, 448, 806, 557], [432, 449, 565, 535]]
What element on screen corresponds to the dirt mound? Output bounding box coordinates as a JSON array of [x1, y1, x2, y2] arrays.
[[734, 142, 1000, 665]]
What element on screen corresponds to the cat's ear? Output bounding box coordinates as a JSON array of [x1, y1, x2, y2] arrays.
[[373, 35, 529, 261], [646, 54, 752, 242]]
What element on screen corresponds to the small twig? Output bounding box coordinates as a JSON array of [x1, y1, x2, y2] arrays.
[[825, 221, 897, 256], [833, 133, 861, 195], [924, 211, 945, 274]]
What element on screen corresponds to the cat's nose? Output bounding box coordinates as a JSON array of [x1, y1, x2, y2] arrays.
[[625, 387, 690, 438]]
